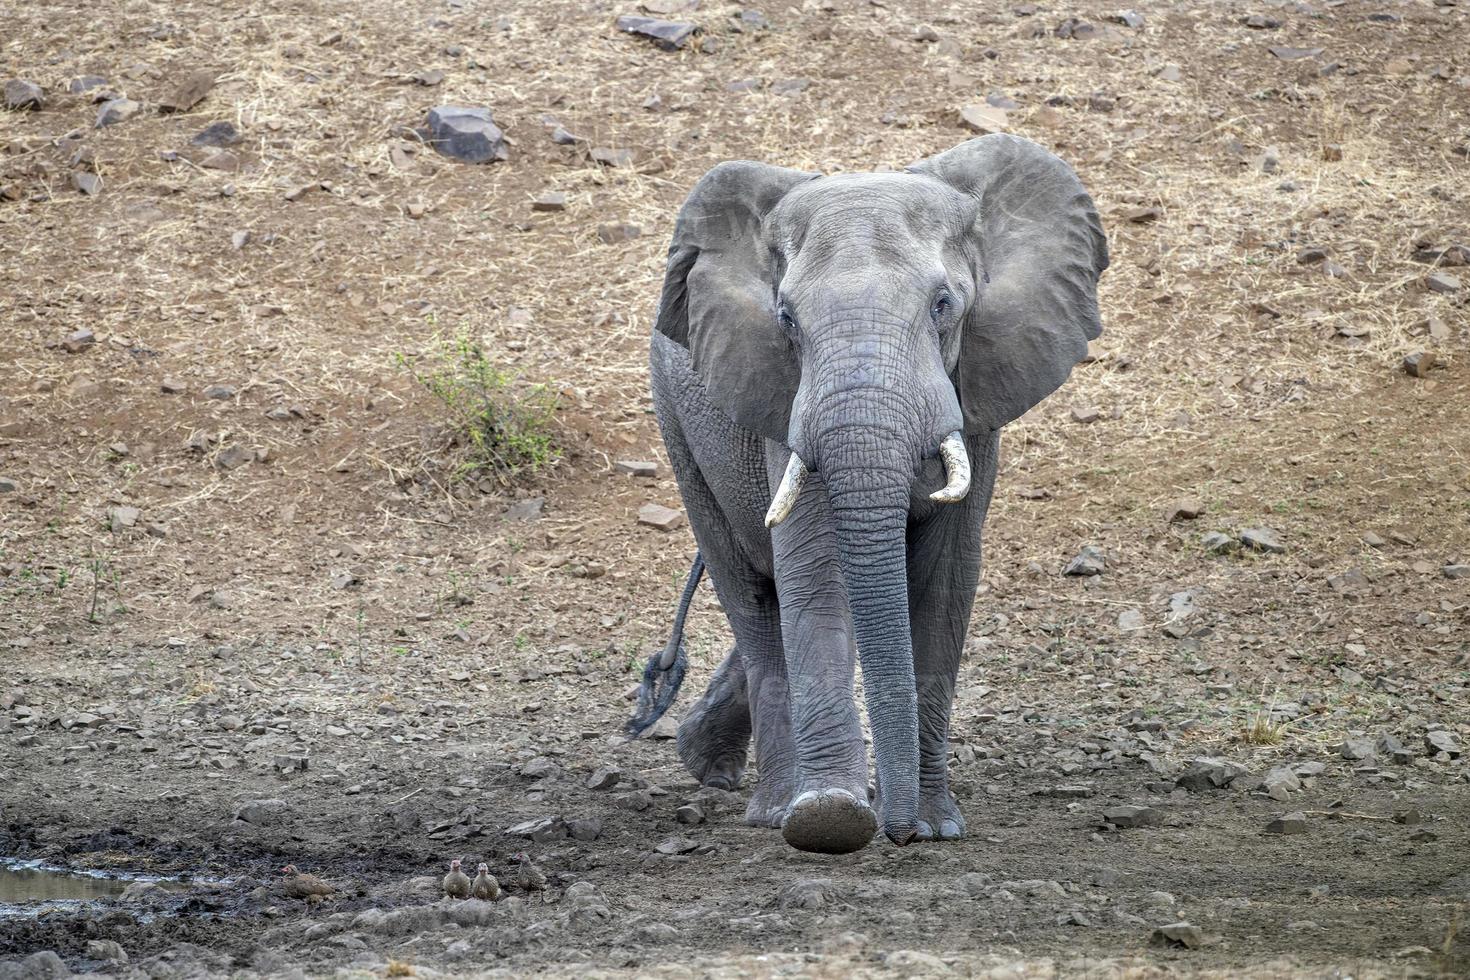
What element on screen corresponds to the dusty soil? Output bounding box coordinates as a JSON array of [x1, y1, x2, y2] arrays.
[[2, 0, 1468, 976]]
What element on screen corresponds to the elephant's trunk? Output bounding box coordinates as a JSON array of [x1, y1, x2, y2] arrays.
[[814, 412, 922, 845]]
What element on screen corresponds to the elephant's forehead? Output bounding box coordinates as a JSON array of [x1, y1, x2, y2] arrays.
[[772, 173, 973, 254]]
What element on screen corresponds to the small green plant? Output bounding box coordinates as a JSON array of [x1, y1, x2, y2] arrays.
[[396, 330, 559, 482]]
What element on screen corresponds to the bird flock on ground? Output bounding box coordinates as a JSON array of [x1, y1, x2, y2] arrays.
[[275, 855, 545, 905]]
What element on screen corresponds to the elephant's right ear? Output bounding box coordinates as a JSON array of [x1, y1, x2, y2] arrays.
[[654, 161, 818, 445]]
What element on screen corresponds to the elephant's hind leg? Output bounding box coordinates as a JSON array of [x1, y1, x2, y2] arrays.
[[676, 645, 751, 791]]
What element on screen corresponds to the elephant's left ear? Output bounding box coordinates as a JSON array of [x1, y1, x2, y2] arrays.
[[911, 135, 1109, 434]]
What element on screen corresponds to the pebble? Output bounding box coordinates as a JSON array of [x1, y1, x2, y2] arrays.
[[159, 69, 214, 112], [1151, 922, 1202, 948], [1102, 805, 1161, 829], [1339, 737, 1376, 761], [532, 191, 567, 212], [1402, 351, 1435, 377], [1202, 531, 1238, 554], [69, 75, 107, 94], [234, 798, 291, 825], [586, 765, 621, 790], [1165, 498, 1203, 522], [425, 106, 507, 164], [1175, 757, 1247, 792], [675, 804, 705, 824], [1425, 272, 1461, 294], [590, 147, 634, 168], [1444, 564, 1470, 580], [614, 460, 658, 478], [1062, 545, 1106, 576], [191, 121, 240, 147], [1265, 811, 1308, 835], [615, 15, 699, 50], [4, 79, 44, 111], [1425, 731, 1460, 758], [73, 172, 102, 196], [959, 104, 1007, 134], [638, 503, 685, 532], [1239, 527, 1285, 554], [95, 97, 141, 128], [598, 223, 641, 244]]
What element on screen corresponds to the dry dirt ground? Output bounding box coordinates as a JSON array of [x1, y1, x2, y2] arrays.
[[2, 0, 1469, 976]]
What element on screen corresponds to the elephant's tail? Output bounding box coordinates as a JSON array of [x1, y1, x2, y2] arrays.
[[625, 551, 705, 738]]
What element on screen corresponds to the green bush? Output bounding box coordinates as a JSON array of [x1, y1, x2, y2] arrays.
[[396, 331, 559, 482]]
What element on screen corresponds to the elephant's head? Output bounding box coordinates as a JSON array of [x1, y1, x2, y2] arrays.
[[654, 135, 1108, 844]]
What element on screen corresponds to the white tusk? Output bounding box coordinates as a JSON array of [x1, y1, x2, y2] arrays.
[[930, 431, 971, 504], [764, 452, 808, 528]]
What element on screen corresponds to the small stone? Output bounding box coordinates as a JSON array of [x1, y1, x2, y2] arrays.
[[159, 70, 214, 112], [95, 97, 141, 128], [426, 105, 507, 164], [589, 147, 634, 168], [191, 121, 240, 147], [532, 191, 567, 212], [638, 503, 685, 532], [87, 939, 127, 964], [1425, 731, 1461, 758], [1062, 545, 1106, 577], [586, 765, 622, 791], [1175, 757, 1247, 792], [0, 477, 17, 493], [1297, 247, 1329, 265], [69, 75, 107, 95], [331, 572, 359, 590], [1393, 808, 1423, 825], [597, 223, 641, 244], [1263, 767, 1301, 799], [1244, 14, 1283, 28], [1322, 143, 1344, 162], [1070, 405, 1102, 424], [1338, 738, 1376, 761], [1402, 351, 1436, 377], [1240, 527, 1285, 554], [1266, 811, 1308, 835], [959, 104, 1007, 134], [1125, 206, 1162, 224], [1202, 531, 1237, 554], [504, 498, 544, 521], [4, 79, 44, 111], [568, 817, 603, 841], [412, 68, 446, 87], [1114, 10, 1144, 29], [1361, 530, 1386, 549], [1151, 922, 1203, 949], [1154, 64, 1182, 82], [1444, 564, 1470, 580], [62, 328, 96, 352], [675, 804, 705, 824], [230, 230, 250, 250], [1426, 272, 1461, 294], [203, 384, 236, 400], [1102, 805, 1162, 829], [108, 506, 141, 531], [771, 78, 811, 96], [234, 798, 291, 825], [160, 378, 186, 394], [615, 15, 699, 50], [615, 460, 658, 478], [1117, 609, 1144, 631], [73, 172, 102, 196], [1165, 498, 1203, 522], [1328, 567, 1370, 594], [215, 445, 253, 470], [1269, 46, 1324, 61]]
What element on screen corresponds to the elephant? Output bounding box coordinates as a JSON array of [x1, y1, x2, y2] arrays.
[[629, 134, 1109, 854]]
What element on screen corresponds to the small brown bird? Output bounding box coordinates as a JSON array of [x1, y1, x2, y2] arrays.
[[471, 862, 500, 901], [516, 853, 546, 894], [443, 858, 471, 899], [279, 865, 336, 902]]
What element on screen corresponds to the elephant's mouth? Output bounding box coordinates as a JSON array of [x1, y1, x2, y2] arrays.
[[764, 430, 971, 528]]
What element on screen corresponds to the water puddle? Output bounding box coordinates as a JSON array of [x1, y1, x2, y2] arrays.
[[0, 859, 192, 917]]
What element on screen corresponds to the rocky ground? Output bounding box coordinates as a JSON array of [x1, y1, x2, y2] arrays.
[[2, 0, 1468, 977]]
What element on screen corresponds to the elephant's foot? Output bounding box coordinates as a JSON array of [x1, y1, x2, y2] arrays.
[[675, 649, 751, 791], [781, 787, 877, 854], [914, 789, 966, 842], [744, 772, 796, 827]]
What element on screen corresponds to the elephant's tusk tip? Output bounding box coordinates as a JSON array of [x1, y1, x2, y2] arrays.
[[929, 487, 968, 504]]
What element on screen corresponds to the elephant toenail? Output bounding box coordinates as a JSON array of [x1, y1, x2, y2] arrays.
[[940, 819, 961, 839], [915, 820, 934, 840]]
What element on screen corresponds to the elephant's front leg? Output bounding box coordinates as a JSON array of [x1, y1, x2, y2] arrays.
[[905, 431, 998, 841], [768, 447, 877, 854]]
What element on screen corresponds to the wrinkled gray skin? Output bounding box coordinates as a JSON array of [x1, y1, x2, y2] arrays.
[[649, 135, 1108, 853]]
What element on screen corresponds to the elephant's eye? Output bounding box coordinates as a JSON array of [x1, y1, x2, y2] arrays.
[[930, 290, 954, 324], [778, 307, 798, 338]]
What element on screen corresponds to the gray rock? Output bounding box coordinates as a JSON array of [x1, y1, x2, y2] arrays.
[[0, 477, 17, 493], [568, 817, 602, 841], [85, 940, 126, 964], [0, 951, 70, 979], [638, 503, 685, 532], [777, 877, 839, 910], [1062, 545, 1106, 576], [425, 106, 507, 164], [73, 172, 102, 196], [615, 15, 699, 50], [1175, 757, 1247, 792], [1240, 527, 1285, 553], [1338, 738, 1376, 761], [4, 79, 44, 111], [1117, 608, 1144, 630], [1443, 564, 1470, 580], [95, 97, 140, 128], [598, 223, 641, 244], [108, 506, 141, 531], [1426, 271, 1461, 294], [1403, 351, 1436, 377], [507, 816, 567, 842], [1151, 922, 1203, 948], [1202, 531, 1238, 554], [504, 498, 544, 521], [614, 460, 658, 478], [1102, 805, 1162, 829], [1426, 730, 1461, 758], [191, 121, 240, 147], [1262, 767, 1301, 800], [68, 75, 107, 94], [675, 804, 705, 824], [234, 798, 291, 825], [1266, 811, 1308, 835], [586, 765, 621, 791]]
